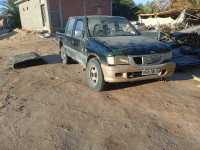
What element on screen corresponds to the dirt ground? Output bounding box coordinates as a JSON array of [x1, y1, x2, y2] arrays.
[[0, 30, 200, 150]]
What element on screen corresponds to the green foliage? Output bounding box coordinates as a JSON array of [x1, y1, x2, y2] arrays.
[[0, 0, 21, 28], [112, 0, 139, 21], [137, 2, 160, 14], [137, 0, 170, 14], [186, 0, 200, 9]]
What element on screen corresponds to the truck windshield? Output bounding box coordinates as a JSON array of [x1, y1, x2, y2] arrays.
[[88, 17, 137, 37]]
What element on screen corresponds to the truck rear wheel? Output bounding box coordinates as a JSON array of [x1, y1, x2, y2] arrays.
[[86, 58, 107, 91], [61, 46, 71, 64]]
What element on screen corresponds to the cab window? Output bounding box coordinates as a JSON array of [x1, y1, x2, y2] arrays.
[[75, 20, 84, 31], [65, 18, 75, 36]]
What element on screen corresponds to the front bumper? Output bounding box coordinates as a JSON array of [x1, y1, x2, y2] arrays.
[[101, 62, 176, 83]]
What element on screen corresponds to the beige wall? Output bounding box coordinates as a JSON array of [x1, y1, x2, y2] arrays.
[[18, 0, 51, 31]]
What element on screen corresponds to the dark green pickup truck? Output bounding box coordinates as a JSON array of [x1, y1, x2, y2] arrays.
[[56, 16, 176, 91]]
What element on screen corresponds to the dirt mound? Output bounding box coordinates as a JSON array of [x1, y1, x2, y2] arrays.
[[8, 28, 37, 40]]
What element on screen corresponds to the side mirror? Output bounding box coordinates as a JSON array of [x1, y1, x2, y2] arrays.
[[75, 30, 84, 38]]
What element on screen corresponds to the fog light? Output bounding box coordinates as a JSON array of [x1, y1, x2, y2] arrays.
[[115, 73, 122, 77]]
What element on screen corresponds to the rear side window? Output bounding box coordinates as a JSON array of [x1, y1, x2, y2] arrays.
[[75, 20, 84, 32], [66, 18, 75, 36]]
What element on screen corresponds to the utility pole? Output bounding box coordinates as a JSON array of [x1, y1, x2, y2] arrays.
[[84, 0, 86, 16]]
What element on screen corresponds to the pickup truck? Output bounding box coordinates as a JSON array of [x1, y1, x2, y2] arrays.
[[56, 16, 176, 91]]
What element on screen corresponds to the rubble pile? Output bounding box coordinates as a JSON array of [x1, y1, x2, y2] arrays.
[[170, 26, 200, 48], [0, 17, 11, 35], [137, 9, 200, 71]]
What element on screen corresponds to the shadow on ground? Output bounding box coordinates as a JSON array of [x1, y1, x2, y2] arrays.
[[107, 80, 156, 91], [42, 54, 62, 64], [0, 31, 17, 40], [42, 54, 78, 64], [169, 66, 200, 81]]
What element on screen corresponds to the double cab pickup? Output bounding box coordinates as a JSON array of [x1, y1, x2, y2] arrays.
[[56, 16, 176, 91]]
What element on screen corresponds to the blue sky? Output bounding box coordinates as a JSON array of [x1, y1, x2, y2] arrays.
[[0, 0, 3, 10], [134, 0, 152, 4]]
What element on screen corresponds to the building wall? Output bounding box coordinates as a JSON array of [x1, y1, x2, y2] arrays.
[[18, 0, 51, 31], [17, 0, 112, 32], [49, 0, 112, 28]]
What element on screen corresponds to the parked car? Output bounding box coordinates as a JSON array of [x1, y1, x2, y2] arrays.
[[56, 16, 176, 91]]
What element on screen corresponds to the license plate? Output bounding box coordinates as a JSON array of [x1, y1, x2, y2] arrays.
[[142, 69, 160, 75]]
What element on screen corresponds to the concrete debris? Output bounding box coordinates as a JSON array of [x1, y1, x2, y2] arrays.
[[137, 9, 200, 44], [0, 18, 12, 35], [9, 52, 46, 69], [0, 18, 9, 29], [137, 9, 200, 71], [38, 33, 52, 38], [171, 47, 200, 71]]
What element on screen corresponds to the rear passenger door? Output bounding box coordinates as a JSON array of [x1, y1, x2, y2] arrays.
[[71, 19, 87, 67], [63, 18, 76, 59]]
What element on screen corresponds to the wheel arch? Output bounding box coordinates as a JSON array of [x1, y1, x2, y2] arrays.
[[87, 54, 101, 65], [59, 41, 63, 49]]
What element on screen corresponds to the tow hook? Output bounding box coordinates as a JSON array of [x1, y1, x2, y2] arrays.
[[159, 78, 166, 82]]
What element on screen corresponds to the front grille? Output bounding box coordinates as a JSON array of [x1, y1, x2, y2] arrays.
[[132, 54, 162, 65], [133, 57, 142, 65], [143, 54, 162, 64]]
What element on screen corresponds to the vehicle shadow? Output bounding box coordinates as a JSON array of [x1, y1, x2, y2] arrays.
[[0, 31, 16, 40], [106, 80, 157, 91], [42, 54, 62, 64], [42, 54, 78, 64], [168, 67, 200, 81]]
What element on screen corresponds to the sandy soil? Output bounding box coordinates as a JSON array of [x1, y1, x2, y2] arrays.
[[0, 30, 200, 150]]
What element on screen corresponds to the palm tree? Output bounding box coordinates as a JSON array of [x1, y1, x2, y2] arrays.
[[112, 0, 139, 20], [186, 0, 200, 9], [137, 2, 160, 14], [0, 0, 21, 28]]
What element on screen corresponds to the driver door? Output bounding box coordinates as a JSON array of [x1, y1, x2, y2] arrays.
[[71, 19, 87, 67]]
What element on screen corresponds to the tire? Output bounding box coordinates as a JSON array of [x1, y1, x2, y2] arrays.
[[61, 46, 71, 64], [86, 58, 107, 91]]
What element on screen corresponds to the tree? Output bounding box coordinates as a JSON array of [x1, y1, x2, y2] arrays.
[[137, 1, 160, 14], [186, 0, 200, 9], [112, 0, 139, 20], [0, 0, 21, 28], [137, 0, 170, 15], [153, 0, 170, 10]]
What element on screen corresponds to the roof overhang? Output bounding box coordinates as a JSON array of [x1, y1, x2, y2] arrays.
[[138, 9, 200, 20], [14, 0, 29, 5]]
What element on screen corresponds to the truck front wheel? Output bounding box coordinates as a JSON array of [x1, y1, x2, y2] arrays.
[[86, 58, 107, 91], [61, 46, 71, 64]]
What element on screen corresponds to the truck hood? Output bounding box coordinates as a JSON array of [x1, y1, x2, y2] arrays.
[[93, 36, 171, 55]]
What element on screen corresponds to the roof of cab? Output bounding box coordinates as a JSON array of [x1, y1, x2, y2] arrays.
[[69, 15, 126, 19]]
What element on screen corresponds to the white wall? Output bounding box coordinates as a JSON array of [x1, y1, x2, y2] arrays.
[[18, 0, 51, 31]]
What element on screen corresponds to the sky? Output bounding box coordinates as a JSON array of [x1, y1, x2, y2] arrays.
[[0, 0, 3, 13], [134, 0, 153, 4]]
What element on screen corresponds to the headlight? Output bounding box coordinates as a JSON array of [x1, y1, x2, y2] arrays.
[[107, 56, 129, 65], [163, 51, 172, 60]]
